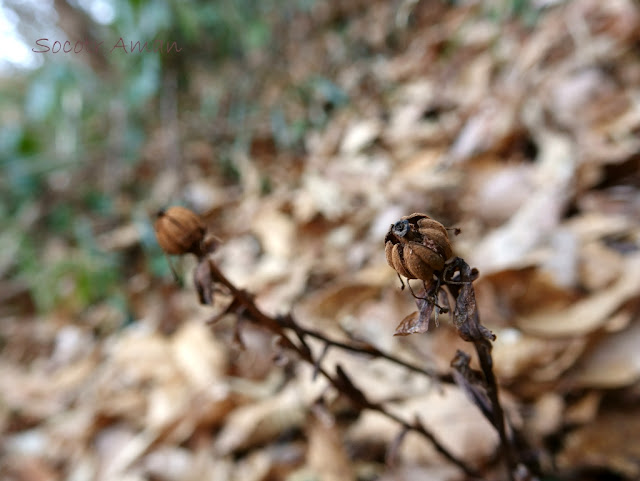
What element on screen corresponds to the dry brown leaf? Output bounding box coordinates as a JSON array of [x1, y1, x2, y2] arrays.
[[306, 414, 356, 481], [570, 317, 640, 389], [377, 465, 464, 481], [231, 450, 274, 481], [492, 328, 585, 382], [214, 383, 307, 455], [296, 282, 381, 326], [0, 456, 59, 481], [566, 212, 635, 241], [347, 385, 498, 465], [448, 96, 520, 164], [142, 446, 196, 481], [315, 347, 431, 405], [97, 223, 141, 251], [470, 132, 575, 274], [578, 241, 625, 291], [558, 409, 640, 478], [340, 119, 381, 154], [251, 204, 297, 260], [475, 267, 578, 324], [170, 320, 228, 389], [528, 392, 565, 439], [389, 148, 460, 195], [462, 160, 536, 227], [393, 311, 423, 336], [94, 425, 152, 479], [145, 382, 191, 433], [564, 391, 602, 426], [516, 253, 640, 337], [0, 361, 91, 422], [293, 173, 347, 222], [183, 179, 229, 213]]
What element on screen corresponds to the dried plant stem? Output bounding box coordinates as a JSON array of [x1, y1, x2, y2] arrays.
[[474, 336, 516, 481], [204, 259, 480, 478], [284, 320, 452, 383], [443, 258, 523, 481]]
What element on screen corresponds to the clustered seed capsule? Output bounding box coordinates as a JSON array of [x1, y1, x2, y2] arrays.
[[384, 213, 452, 282]]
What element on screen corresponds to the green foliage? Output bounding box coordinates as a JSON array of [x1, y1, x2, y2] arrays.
[[484, 0, 549, 25], [26, 248, 121, 313], [1, 0, 318, 314]]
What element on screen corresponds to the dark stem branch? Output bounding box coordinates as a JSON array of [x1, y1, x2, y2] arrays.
[[474, 335, 516, 481], [443, 257, 521, 481], [204, 258, 478, 477]]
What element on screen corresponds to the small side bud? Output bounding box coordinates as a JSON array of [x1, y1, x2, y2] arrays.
[[154, 206, 206, 256]]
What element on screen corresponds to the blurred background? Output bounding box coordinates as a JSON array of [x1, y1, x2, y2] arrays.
[[1, 0, 640, 480]]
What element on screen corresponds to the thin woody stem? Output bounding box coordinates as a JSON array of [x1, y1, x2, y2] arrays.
[[291, 323, 451, 383], [205, 258, 478, 477], [443, 258, 522, 481], [473, 334, 517, 481]]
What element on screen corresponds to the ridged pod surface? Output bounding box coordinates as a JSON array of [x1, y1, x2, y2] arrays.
[[384, 213, 452, 282], [154, 206, 206, 255]]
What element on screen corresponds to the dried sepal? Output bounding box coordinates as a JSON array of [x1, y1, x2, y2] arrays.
[[194, 259, 214, 305], [393, 282, 440, 335]]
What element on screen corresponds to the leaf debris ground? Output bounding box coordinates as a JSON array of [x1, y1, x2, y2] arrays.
[[2, 1, 640, 480]]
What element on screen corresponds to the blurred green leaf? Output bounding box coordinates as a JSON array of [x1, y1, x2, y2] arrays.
[[84, 191, 113, 215], [46, 203, 74, 234], [0, 0, 317, 315]]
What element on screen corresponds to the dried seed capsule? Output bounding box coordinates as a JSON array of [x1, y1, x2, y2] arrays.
[[154, 206, 206, 256], [384, 213, 452, 282]]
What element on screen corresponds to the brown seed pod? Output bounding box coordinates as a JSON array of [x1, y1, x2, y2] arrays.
[[154, 206, 206, 256], [384, 213, 453, 282]]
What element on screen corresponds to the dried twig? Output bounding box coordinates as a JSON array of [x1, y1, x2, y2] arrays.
[[443, 257, 528, 481], [202, 258, 481, 478], [154, 207, 533, 480]]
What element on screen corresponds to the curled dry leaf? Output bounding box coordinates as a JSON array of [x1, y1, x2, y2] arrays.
[[491, 329, 586, 384], [394, 310, 423, 336], [470, 131, 575, 274], [307, 412, 356, 481], [558, 409, 640, 478], [570, 317, 640, 389], [251, 204, 297, 260], [528, 392, 565, 439], [214, 384, 307, 455], [347, 385, 499, 465], [194, 259, 214, 305], [143, 446, 195, 481], [340, 119, 381, 154], [393, 271, 452, 336], [462, 160, 536, 227], [393, 296, 434, 336], [170, 320, 228, 389], [578, 241, 625, 292], [450, 350, 492, 422], [296, 282, 381, 326], [448, 96, 520, 163], [516, 253, 640, 337]]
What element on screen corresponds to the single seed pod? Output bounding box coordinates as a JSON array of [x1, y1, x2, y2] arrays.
[[154, 206, 206, 256], [384, 213, 453, 282]]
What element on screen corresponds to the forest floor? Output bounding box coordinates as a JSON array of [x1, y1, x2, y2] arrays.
[[2, 1, 640, 480]]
